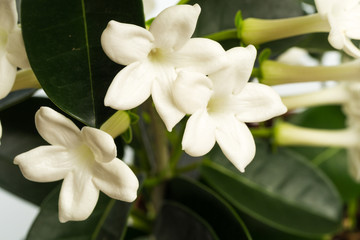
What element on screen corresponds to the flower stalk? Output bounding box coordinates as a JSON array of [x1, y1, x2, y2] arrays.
[[274, 121, 357, 148], [100, 110, 131, 139], [260, 60, 360, 86], [240, 13, 330, 45], [281, 84, 349, 110]]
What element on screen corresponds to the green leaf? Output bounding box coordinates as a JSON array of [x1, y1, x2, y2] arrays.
[[188, 0, 303, 36], [165, 177, 252, 240], [21, 0, 145, 127], [288, 105, 360, 201], [27, 187, 135, 240], [155, 201, 219, 240], [0, 97, 58, 205], [202, 141, 342, 238]]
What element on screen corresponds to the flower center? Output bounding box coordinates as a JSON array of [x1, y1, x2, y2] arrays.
[[148, 47, 168, 63], [207, 95, 229, 115], [71, 144, 96, 168]]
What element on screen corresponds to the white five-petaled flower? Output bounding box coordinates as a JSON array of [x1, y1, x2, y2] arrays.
[[14, 107, 139, 223], [315, 0, 360, 58], [101, 4, 226, 131], [172, 45, 287, 172], [0, 0, 30, 99]]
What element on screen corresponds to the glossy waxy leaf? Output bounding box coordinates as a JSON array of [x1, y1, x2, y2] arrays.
[[202, 141, 342, 238], [165, 177, 252, 240], [0, 97, 58, 205], [21, 0, 145, 127], [155, 201, 219, 240]]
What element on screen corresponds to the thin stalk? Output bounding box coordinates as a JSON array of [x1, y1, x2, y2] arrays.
[[241, 13, 330, 45], [282, 85, 349, 110], [204, 29, 238, 42], [250, 127, 273, 138]]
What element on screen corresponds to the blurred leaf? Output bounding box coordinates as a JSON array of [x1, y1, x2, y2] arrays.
[[202, 141, 342, 238], [0, 89, 37, 111], [0, 97, 58, 205], [189, 0, 303, 36], [288, 105, 360, 201], [165, 177, 252, 240], [155, 201, 219, 240], [21, 0, 145, 127], [27, 178, 140, 240]]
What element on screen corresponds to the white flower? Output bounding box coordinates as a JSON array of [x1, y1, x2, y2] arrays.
[[172, 45, 287, 172], [14, 107, 139, 223], [315, 0, 360, 58], [101, 4, 226, 131], [0, 0, 30, 99]]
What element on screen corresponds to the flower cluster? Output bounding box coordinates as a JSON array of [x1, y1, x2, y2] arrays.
[[8, 3, 288, 223], [101, 4, 286, 172]]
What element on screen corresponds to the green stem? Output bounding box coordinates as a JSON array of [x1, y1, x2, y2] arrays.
[[346, 198, 358, 231], [241, 13, 330, 45], [282, 84, 348, 110], [250, 127, 273, 138], [260, 60, 360, 86], [204, 29, 238, 42]]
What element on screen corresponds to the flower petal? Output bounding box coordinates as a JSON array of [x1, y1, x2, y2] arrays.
[[0, 0, 17, 32], [328, 28, 345, 50], [0, 52, 16, 99], [215, 116, 255, 172], [343, 37, 360, 58], [314, 0, 332, 15], [182, 109, 216, 156], [173, 38, 227, 74], [172, 70, 213, 114], [14, 145, 73, 182], [149, 4, 200, 50], [58, 170, 99, 223], [348, 148, 360, 182], [93, 158, 139, 202], [81, 127, 117, 163], [152, 70, 185, 131], [6, 27, 30, 69], [35, 107, 81, 147], [234, 83, 287, 122], [104, 62, 153, 110], [209, 45, 256, 95], [101, 21, 154, 65]]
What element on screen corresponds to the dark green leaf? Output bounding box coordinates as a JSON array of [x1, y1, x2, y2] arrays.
[[27, 186, 135, 240], [189, 0, 303, 36], [155, 201, 219, 240], [202, 141, 342, 238], [0, 97, 58, 205], [165, 177, 252, 240], [21, 0, 145, 127]]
